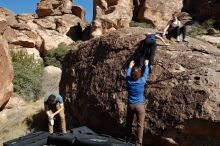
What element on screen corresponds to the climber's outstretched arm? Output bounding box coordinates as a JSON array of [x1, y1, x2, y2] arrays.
[[156, 34, 170, 46]]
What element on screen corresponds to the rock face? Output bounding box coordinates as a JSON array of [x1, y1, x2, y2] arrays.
[[135, 0, 183, 29], [91, 0, 184, 36], [60, 27, 220, 146], [0, 36, 13, 110], [91, 0, 133, 37], [183, 0, 220, 19], [36, 0, 74, 18], [197, 34, 220, 46], [42, 66, 62, 96], [0, 4, 86, 56]]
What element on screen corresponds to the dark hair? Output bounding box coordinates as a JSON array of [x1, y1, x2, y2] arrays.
[[48, 95, 56, 104], [172, 12, 178, 17], [130, 67, 142, 81]]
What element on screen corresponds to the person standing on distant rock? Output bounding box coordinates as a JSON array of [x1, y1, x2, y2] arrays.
[[125, 60, 149, 146], [163, 12, 187, 42], [139, 33, 170, 73], [44, 93, 66, 134]]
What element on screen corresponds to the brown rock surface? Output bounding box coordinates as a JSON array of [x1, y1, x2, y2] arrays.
[[2, 27, 18, 42], [42, 66, 62, 96], [36, 0, 74, 18], [0, 17, 9, 35], [91, 0, 133, 37], [33, 18, 56, 30], [136, 0, 183, 29], [60, 27, 220, 146], [16, 14, 35, 23], [0, 4, 86, 56], [0, 7, 16, 35], [0, 36, 13, 110], [0, 7, 17, 27], [11, 22, 31, 31], [36, 29, 72, 54]]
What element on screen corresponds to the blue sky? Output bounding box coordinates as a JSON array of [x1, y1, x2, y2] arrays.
[[0, 0, 93, 22]]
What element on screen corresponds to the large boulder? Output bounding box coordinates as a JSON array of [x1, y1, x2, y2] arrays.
[[91, 0, 133, 37], [16, 14, 39, 30], [36, 28, 72, 54], [42, 66, 62, 96], [1, 5, 86, 56], [135, 0, 183, 29], [32, 14, 83, 54], [0, 7, 17, 35], [0, 7, 17, 27], [0, 36, 13, 110], [33, 18, 56, 30], [60, 27, 220, 146], [36, 0, 74, 18]]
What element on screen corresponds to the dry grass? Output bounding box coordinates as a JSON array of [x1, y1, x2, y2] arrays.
[[0, 97, 45, 146]]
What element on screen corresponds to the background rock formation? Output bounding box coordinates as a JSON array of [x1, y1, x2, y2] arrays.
[[136, 0, 183, 29], [0, 36, 13, 110], [91, 0, 133, 37], [0, 1, 86, 56], [91, 0, 184, 36], [0, 0, 86, 111], [36, 0, 74, 18], [183, 0, 220, 20], [91, 0, 220, 36], [60, 27, 220, 146], [42, 66, 62, 96]]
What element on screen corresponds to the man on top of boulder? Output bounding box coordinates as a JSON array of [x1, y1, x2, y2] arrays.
[[163, 12, 191, 42]]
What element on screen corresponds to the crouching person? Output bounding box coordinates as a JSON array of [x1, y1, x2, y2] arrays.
[[125, 60, 149, 146], [44, 94, 66, 134]]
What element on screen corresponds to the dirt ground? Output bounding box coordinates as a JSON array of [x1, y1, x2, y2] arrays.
[[0, 97, 47, 146]]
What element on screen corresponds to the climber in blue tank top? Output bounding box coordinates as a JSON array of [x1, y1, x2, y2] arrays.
[[139, 33, 170, 73], [146, 34, 156, 40]]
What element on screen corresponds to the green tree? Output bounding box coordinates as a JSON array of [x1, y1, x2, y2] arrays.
[[44, 42, 82, 68], [12, 50, 44, 101]]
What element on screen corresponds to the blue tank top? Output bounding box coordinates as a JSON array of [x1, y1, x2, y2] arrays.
[[146, 34, 156, 40]]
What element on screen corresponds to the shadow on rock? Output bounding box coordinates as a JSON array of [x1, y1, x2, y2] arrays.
[[66, 23, 83, 41], [25, 109, 48, 132]]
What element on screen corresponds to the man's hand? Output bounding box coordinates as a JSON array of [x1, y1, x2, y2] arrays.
[[164, 43, 170, 46], [144, 60, 149, 65], [129, 60, 135, 68]]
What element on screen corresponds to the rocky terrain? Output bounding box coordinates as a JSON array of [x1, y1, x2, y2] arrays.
[[91, 0, 133, 37], [0, 0, 86, 109], [0, 0, 86, 57], [60, 27, 220, 146], [91, 0, 220, 36], [91, 0, 184, 37], [0, 0, 220, 146], [0, 36, 13, 110]]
